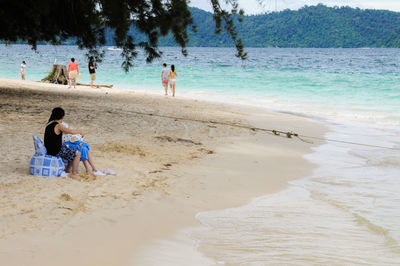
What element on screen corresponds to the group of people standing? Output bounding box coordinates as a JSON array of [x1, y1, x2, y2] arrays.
[[20, 58, 179, 97], [161, 63, 178, 97], [67, 57, 97, 88], [20, 57, 97, 88]]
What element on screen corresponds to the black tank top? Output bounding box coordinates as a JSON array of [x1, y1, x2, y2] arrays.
[[44, 121, 62, 156]]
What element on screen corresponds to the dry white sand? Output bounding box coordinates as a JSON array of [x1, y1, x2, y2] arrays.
[[0, 78, 326, 265]]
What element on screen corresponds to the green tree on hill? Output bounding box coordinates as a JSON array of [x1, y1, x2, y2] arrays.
[[165, 5, 400, 48]]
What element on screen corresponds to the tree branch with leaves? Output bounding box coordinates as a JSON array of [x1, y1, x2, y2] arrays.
[[0, 0, 247, 71]]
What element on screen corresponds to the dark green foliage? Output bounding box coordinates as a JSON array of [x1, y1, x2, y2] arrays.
[[155, 5, 400, 48], [231, 4, 400, 48], [0, 0, 246, 71]]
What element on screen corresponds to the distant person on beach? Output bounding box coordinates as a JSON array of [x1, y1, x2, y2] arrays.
[[161, 63, 169, 95], [20, 61, 26, 80], [44, 107, 103, 178], [88, 57, 97, 88], [68, 58, 79, 88], [169, 65, 178, 97]]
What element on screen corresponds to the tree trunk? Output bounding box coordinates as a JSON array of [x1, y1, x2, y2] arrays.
[[41, 64, 69, 85]]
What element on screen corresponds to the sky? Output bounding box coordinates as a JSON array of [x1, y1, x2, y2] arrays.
[[189, 0, 400, 14]]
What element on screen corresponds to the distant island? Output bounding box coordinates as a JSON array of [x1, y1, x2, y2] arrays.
[[104, 4, 400, 48], [6, 4, 400, 48], [175, 5, 400, 48]]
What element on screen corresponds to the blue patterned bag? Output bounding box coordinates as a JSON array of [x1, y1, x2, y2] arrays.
[[29, 135, 65, 178]]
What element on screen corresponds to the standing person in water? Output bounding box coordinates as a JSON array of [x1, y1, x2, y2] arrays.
[[88, 57, 97, 88], [161, 63, 169, 96], [169, 65, 178, 97], [68, 58, 79, 88], [20, 61, 26, 80]]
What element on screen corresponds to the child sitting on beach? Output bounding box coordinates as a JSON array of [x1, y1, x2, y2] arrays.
[[61, 122, 105, 176]]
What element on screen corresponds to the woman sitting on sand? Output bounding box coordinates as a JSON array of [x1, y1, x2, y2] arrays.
[[44, 107, 103, 178]]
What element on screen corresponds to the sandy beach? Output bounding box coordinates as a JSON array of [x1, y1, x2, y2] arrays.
[[0, 78, 326, 265]]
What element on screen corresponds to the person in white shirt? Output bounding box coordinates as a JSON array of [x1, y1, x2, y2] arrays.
[[20, 61, 26, 80]]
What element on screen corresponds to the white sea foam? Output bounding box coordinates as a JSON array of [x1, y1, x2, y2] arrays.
[[129, 96, 400, 265], [186, 117, 400, 265], [129, 228, 219, 266], [129, 84, 400, 265]]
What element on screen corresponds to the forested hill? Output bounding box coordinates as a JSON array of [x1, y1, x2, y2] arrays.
[[118, 4, 400, 48]]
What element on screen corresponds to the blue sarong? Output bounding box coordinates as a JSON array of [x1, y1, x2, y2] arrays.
[[64, 141, 90, 161]]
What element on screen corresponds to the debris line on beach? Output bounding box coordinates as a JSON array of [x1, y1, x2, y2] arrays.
[[155, 136, 202, 146], [122, 110, 399, 151], [76, 83, 113, 88]]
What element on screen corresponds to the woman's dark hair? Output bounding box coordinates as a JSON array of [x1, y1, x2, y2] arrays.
[[48, 107, 65, 122], [171, 65, 175, 72], [89, 56, 94, 62], [71, 58, 75, 62], [22, 61, 26, 64]]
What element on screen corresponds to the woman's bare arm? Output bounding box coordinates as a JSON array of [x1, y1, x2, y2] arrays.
[[58, 124, 85, 137]]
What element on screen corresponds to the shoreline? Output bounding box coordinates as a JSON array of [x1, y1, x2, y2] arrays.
[[0, 78, 327, 265]]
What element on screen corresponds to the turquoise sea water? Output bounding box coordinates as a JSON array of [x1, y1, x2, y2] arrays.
[[1, 45, 400, 265], [1, 45, 399, 125]]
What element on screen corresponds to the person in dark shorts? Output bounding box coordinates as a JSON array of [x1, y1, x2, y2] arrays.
[[88, 57, 97, 88]]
